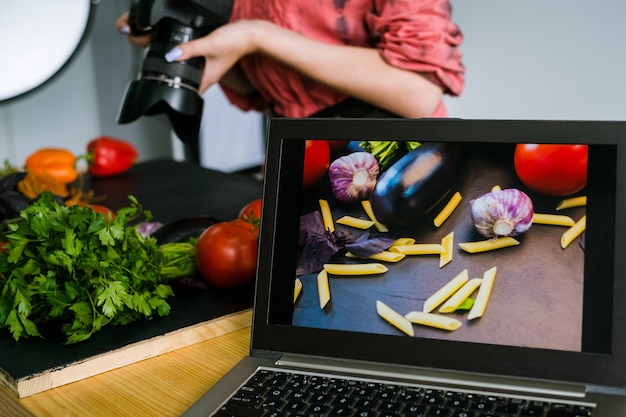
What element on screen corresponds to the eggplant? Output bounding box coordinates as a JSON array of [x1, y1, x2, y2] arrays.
[[369, 142, 466, 228]]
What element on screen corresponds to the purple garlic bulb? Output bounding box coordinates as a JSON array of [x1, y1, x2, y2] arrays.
[[328, 152, 379, 203], [470, 187, 534, 238]]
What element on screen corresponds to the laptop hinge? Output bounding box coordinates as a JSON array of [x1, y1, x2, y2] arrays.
[[275, 353, 590, 400]]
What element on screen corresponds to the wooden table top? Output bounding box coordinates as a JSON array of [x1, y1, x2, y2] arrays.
[[1, 326, 251, 417]]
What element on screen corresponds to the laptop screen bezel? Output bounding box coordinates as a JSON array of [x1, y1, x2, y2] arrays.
[[252, 118, 626, 388]]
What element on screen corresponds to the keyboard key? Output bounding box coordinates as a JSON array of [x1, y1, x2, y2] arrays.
[[329, 405, 355, 416], [310, 393, 334, 404], [423, 395, 446, 408], [425, 407, 451, 416], [469, 400, 493, 413], [572, 405, 593, 416], [307, 403, 332, 415], [495, 401, 522, 414], [520, 401, 548, 416], [333, 395, 357, 408], [378, 400, 403, 412], [353, 410, 379, 417], [446, 397, 469, 410], [283, 399, 308, 413]]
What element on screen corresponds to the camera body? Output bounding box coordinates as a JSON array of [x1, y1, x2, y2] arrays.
[[118, 0, 233, 156]]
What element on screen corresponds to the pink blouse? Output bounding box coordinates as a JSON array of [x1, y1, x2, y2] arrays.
[[220, 0, 465, 118]]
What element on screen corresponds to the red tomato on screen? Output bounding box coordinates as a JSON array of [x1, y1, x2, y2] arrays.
[[513, 144, 588, 196], [302, 140, 330, 189]]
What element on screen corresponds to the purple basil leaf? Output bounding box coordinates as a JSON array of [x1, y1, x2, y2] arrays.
[[299, 211, 326, 245], [333, 227, 359, 246], [296, 233, 341, 275], [345, 236, 395, 258]]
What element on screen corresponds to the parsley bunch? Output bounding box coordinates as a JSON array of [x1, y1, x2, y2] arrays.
[[0, 193, 196, 344]]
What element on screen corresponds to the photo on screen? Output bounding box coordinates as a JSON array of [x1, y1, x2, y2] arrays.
[[289, 140, 615, 355]]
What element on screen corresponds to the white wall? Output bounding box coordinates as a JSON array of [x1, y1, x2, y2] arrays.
[[0, 1, 173, 165], [445, 0, 626, 120]]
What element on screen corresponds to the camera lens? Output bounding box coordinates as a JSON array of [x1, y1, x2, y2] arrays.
[[118, 18, 211, 150], [118, 0, 234, 161], [139, 18, 206, 93]]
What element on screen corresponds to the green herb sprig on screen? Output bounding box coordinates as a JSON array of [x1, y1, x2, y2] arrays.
[[0, 193, 196, 344], [359, 141, 420, 170]]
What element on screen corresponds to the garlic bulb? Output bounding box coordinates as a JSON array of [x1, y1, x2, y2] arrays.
[[328, 152, 379, 203], [470, 188, 534, 238]]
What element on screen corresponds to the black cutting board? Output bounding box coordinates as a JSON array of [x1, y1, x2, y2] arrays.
[[0, 159, 263, 397]]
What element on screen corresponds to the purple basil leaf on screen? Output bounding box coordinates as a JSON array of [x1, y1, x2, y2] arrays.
[[345, 236, 395, 258]]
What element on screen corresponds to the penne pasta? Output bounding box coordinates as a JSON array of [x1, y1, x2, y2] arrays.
[[438, 278, 482, 313], [393, 237, 416, 246], [376, 300, 414, 336], [323, 263, 388, 275], [458, 237, 520, 253], [293, 278, 302, 304], [389, 244, 444, 255], [556, 196, 587, 211], [317, 270, 331, 309], [532, 213, 576, 227], [561, 215, 586, 249], [318, 199, 335, 232], [345, 251, 406, 263], [361, 200, 389, 232], [336, 215, 376, 229], [439, 231, 454, 268], [423, 269, 469, 313], [468, 266, 497, 320], [405, 311, 462, 331], [433, 191, 462, 227]]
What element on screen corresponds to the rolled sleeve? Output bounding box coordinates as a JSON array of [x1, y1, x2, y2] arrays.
[[367, 0, 465, 96]]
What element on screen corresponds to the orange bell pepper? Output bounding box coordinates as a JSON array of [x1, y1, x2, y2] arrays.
[[24, 148, 78, 184]]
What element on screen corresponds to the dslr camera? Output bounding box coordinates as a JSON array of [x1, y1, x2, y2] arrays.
[[117, 0, 233, 157]]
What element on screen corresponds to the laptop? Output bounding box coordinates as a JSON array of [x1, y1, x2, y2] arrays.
[[183, 118, 626, 417]]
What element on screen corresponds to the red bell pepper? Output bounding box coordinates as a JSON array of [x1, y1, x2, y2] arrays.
[[86, 136, 139, 177]]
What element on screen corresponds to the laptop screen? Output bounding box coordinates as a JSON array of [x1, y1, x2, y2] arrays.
[[255, 119, 626, 388]]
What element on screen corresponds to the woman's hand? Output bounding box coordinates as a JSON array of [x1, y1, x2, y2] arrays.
[[164, 20, 265, 94], [116, 11, 151, 47]]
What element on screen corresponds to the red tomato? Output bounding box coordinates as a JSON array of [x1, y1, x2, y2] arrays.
[[303, 140, 330, 189], [196, 221, 259, 289], [514, 144, 588, 196], [238, 198, 262, 221], [237, 199, 262, 238], [88, 204, 115, 220], [230, 218, 260, 239]]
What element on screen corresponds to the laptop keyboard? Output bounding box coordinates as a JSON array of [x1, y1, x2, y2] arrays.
[[212, 369, 595, 417]]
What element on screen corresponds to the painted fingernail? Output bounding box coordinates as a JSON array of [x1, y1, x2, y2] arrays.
[[165, 47, 183, 62], [120, 25, 130, 35]]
